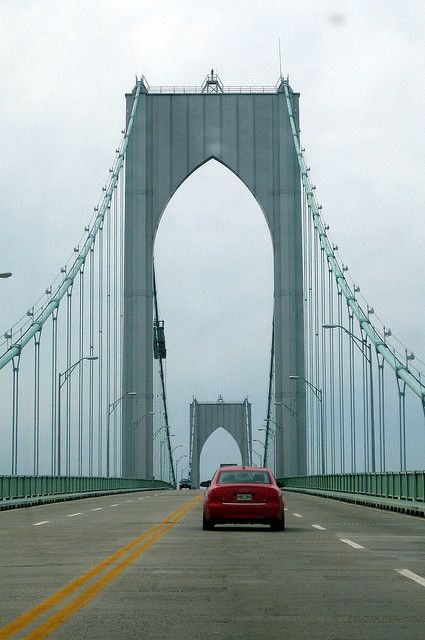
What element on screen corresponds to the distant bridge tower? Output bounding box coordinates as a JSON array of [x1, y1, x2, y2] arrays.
[[122, 73, 306, 479], [189, 397, 252, 488]]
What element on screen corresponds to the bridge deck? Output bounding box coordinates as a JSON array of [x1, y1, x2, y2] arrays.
[[1, 491, 424, 639]]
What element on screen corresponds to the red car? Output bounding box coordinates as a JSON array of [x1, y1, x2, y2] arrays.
[[201, 466, 285, 531]]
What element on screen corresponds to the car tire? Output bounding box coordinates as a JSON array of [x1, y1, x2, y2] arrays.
[[202, 514, 214, 531], [270, 517, 285, 531]]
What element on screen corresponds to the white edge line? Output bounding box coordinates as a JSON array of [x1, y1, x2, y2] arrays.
[[311, 524, 326, 530], [339, 538, 365, 550], [397, 569, 425, 588], [33, 521, 50, 526], [67, 513, 82, 517]]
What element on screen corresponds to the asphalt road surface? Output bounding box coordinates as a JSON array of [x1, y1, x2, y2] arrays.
[[0, 489, 424, 639]]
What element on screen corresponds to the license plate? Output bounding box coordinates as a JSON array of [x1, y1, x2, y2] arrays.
[[236, 493, 252, 502]]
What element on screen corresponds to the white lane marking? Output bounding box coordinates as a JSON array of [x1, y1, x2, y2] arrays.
[[110, 504, 119, 507], [126, 500, 134, 503], [91, 507, 103, 511], [284, 507, 288, 511], [67, 513, 82, 518], [397, 569, 425, 588], [138, 498, 144, 500], [339, 538, 364, 550], [33, 521, 50, 526], [311, 524, 326, 531], [293, 513, 303, 518]]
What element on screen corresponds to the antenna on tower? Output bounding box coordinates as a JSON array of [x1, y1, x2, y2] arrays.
[[278, 38, 283, 78]]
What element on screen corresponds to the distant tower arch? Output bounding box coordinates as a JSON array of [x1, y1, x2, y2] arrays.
[[190, 397, 251, 488], [122, 73, 306, 479]]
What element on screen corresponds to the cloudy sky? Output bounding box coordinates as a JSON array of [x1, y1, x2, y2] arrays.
[[1, 1, 424, 479]]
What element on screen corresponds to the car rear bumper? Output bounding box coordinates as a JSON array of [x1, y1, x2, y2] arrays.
[[205, 502, 283, 524]]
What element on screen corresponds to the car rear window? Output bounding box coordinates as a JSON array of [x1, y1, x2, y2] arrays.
[[217, 470, 271, 484]]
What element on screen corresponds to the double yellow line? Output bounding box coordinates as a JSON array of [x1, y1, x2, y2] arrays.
[[0, 495, 202, 640]]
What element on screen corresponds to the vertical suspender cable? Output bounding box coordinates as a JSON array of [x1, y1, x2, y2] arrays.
[[348, 307, 356, 472], [361, 330, 369, 471], [11, 355, 21, 474], [377, 352, 385, 471], [307, 201, 315, 472], [153, 262, 176, 487], [263, 319, 275, 468], [397, 376, 407, 470], [314, 230, 320, 472], [33, 330, 41, 474], [66, 286, 73, 475], [78, 265, 85, 475], [51, 308, 58, 474], [328, 268, 335, 473], [106, 203, 112, 476], [320, 248, 327, 472], [89, 245, 95, 475], [113, 186, 119, 476], [337, 288, 345, 472], [119, 170, 125, 477], [97, 225, 104, 475]]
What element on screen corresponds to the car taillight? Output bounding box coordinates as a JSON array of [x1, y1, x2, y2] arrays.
[[208, 487, 223, 501], [265, 488, 282, 503]]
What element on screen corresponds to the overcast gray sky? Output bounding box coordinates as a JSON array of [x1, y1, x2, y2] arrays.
[[1, 1, 424, 479]]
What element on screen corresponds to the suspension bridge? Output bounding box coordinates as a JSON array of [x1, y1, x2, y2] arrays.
[[1, 73, 425, 639]]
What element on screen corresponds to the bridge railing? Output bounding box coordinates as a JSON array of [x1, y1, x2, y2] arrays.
[[1, 475, 173, 507], [282, 471, 425, 503]]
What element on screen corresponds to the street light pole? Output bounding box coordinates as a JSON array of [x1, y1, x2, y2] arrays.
[[252, 449, 262, 466], [323, 324, 376, 473], [57, 356, 98, 476], [107, 392, 137, 477], [290, 375, 325, 474], [175, 454, 187, 485]]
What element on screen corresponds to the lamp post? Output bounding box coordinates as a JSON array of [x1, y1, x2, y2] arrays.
[[253, 439, 265, 467], [323, 323, 376, 472], [263, 416, 284, 469], [153, 425, 163, 440], [259, 427, 275, 439], [175, 454, 187, 486], [274, 401, 297, 419], [159, 435, 175, 479], [252, 449, 262, 466], [57, 356, 98, 476], [290, 375, 325, 474], [263, 416, 284, 432], [107, 392, 137, 477]]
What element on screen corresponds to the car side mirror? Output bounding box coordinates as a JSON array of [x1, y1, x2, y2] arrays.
[[199, 480, 211, 488], [275, 479, 285, 488]]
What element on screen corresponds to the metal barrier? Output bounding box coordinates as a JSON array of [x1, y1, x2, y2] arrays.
[[0, 475, 173, 504], [281, 472, 425, 503]]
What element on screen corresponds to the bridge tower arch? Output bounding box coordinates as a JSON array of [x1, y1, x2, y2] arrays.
[[190, 398, 251, 488], [122, 73, 306, 479]]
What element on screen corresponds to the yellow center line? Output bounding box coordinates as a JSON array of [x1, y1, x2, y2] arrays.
[[22, 496, 202, 640], [0, 495, 202, 640]]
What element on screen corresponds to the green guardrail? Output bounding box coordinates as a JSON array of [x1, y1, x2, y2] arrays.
[[281, 471, 425, 503], [0, 475, 173, 503]]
